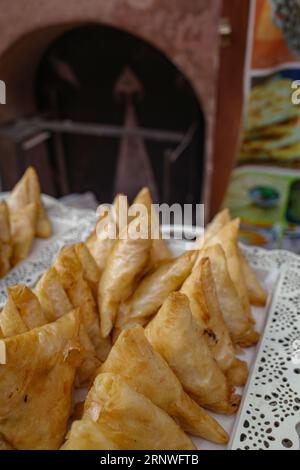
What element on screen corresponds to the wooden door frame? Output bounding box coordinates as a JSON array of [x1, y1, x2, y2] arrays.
[[209, 0, 251, 219]]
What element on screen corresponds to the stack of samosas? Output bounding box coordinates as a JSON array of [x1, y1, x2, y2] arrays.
[[0, 186, 267, 450], [0, 167, 52, 278]]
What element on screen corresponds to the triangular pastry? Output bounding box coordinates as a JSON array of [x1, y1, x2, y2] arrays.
[[145, 292, 241, 415], [8, 166, 52, 238], [182, 258, 248, 386], [86, 193, 127, 271], [74, 242, 100, 299], [35, 266, 101, 385], [101, 326, 228, 444], [115, 251, 196, 334], [0, 201, 12, 278], [80, 372, 196, 450], [62, 420, 119, 450], [197, 245, 259, 347], [132, 187, 172, 266], [10, 202, 37, 266], [0, 310, 81, 449], [54, 245, 111, 361], [98, 214, 151, 338]]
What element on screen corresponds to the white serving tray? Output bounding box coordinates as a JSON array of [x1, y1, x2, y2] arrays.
[[0, 196, 299, 450]]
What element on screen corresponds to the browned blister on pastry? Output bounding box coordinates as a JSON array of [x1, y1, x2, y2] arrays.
[[182, 258, 248, 386], [101, 325, 228, 444], [0, 310, 81, 449], [145, 292, 241, 415], [197, 245, 259, 347]]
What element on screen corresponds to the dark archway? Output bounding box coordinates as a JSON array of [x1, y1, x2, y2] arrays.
[[36, 24, 205, 205]]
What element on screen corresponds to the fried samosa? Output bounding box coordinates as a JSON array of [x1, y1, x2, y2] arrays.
[[101, 326, 228, 444], [35, 265, 101, 385], [0, 285, 47, 338], [82, 372, 196, 450], [0, 309, 81, 449], [197, 245, 259, 347], [132, 187, 172, 266], [62, 420, 119, 450], [86, 193, 127, 271], [54, 245, 110, 361], [8, 166, 52, 238], [98, 215, 151, 338], [115, 251, 196, 334], [145, 292, 241, 415], [194, 208, 231, 250], [35, 267, 73, 322], [0, 289, 27, 338], [199, 209, 267, 306], [0, 201, 12, 278], [182, 258, 248, 386], [10, 202, 37, 266], [8, 285, 47, 329], [205, 219, 253, 322], [74, 242, 100, 299], [239, 251, 267, 306]]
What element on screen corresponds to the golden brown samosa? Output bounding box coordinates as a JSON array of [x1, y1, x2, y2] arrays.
[[146, 292, 241, 415], [0, 290, 27, 338], [101, 326, 228, 444], [82, 372, 196, 450], [0, 309, 81, 449], [35, 265, 101, 386], [62, 420, 119, 450], [8, 166, 52, 238], [199, 209, 267, 307], [10, 202, 37, 266], [239, 251, 267, 306], [86, 193, 127, 271], [132, 187, 172, 266], [35, 267, 73, 322], [186, 258, 248, 386], [54, 245, 110, 361], [98, 215, 151, 338], [0, 201, 12, 278], [74, 242, 100, 299], [205, 219, 253, 322], [7, 285, 47, 330], [197, 245, 259, 347], [115, 251, 196, 334], [194, 208, 231, 250]]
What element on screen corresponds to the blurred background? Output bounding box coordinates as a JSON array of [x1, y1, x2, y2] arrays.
[[0, 0, 300, 250]]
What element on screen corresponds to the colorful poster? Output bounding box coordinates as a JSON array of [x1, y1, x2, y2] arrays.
[[223, 0, 300, 252]]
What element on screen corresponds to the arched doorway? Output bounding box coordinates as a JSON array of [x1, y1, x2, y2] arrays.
[[36, 24, 205, 205]]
